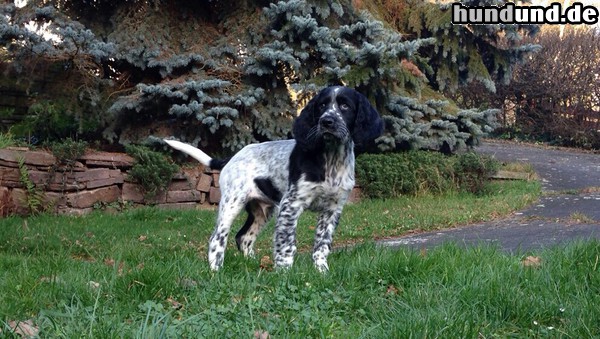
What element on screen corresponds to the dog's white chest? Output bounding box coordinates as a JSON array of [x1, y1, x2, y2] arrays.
[[306, 167, 354, 212]]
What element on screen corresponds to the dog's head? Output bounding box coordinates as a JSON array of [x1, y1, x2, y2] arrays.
[[293, 86, 384, 151]]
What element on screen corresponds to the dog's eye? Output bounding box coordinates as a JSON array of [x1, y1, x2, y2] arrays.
[[339, 103, 349, 110], [319, 103, 327, 110]]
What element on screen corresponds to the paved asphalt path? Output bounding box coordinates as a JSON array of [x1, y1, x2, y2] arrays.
[[379, 141, 600, 253]]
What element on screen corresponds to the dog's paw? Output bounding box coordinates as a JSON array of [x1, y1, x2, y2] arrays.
[[208, 252, 224, 271], [273, 255, 294, 270], [314, 260, 329, 273], [241, 247, 255, 258], [312, 252, 329, 273]]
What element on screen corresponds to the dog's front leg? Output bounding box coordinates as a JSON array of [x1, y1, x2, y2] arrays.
[[273, 185, 306, 270], [312, 206, 343, 272]]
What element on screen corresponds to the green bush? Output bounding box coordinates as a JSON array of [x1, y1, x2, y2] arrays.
[[50, 138, 88, 165], [9, 101, 103, 145], [453, 152, 499, 194], [10, 101, 77, 143], [125, 145, 180, 199], [356, 151, 499, 198]]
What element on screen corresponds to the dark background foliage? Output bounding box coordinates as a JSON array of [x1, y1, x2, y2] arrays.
[[449, 25, 600, 150]]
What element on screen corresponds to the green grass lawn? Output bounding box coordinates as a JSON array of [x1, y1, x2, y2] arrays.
[[6, 179, 596, 337]]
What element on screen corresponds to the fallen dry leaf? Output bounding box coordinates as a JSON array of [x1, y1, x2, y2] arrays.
[[103, 258, 125, 275], [167, 297, 184, 310], [117, 261, 125, 275], [260, 255, 273, 271], [3, 319, 39, 338], [386, 284, 399, 295], [88, 281, 101, 289], [254, 330, 270, 339], [522, 256, 542, 268], [138, 235, 148, 242]]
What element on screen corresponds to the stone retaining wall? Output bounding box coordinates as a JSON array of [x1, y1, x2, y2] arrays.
[[0, 147, 362, 217], [0, 147, 222, 216]]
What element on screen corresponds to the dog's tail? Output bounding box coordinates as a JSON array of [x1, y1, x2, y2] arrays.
[[163, 139, 230, 170]]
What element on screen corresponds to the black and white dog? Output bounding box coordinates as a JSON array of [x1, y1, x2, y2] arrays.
[[164, 86, 383, 271]]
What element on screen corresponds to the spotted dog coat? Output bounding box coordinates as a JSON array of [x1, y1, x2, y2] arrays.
[[164, 86, 383, 271]]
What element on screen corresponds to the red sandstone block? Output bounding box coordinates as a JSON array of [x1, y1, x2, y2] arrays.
[[169, 180, 193, 191], [0, 149, 56, 166], [0, 168, 20, 183], [122, 182, 144, 203], [0, 186, 14, 216], [87, 177, 121, 189], [209, 187, 221, 204], [0, 159, 18, 168], [196, 173, 212, 192], [166, 190, 202, 203], [44, 191, 65, 206], [27, 170, 50, 185], [46, 182, 86, 192], [73, 168, 111, 182], [9, 188, 29, 215], [80, 151, 134, 168], [67, 186, 120, 209]]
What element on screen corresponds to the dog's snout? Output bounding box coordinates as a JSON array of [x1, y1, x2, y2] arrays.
[[319, 115, 335, 128]]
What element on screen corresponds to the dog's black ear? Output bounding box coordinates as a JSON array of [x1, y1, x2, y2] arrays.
[[353, 91, 384, 148], [293, 93, 320, 150]]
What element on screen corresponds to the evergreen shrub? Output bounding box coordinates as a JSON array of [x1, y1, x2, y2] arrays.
[[125, 145, 179, 199], [452, 152, 499, 194], [356, 151, 499, 198], [50, 138, 88, 166]]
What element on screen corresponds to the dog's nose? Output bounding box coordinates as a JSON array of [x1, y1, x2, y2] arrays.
[[319, 115, 335, 128]]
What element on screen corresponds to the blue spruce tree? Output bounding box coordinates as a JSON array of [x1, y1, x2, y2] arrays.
[[1, 0, 538, 153]]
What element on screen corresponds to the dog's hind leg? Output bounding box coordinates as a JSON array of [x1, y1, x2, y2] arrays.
[[235, 201, 274, 258], [208, 194, 246, 271]]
